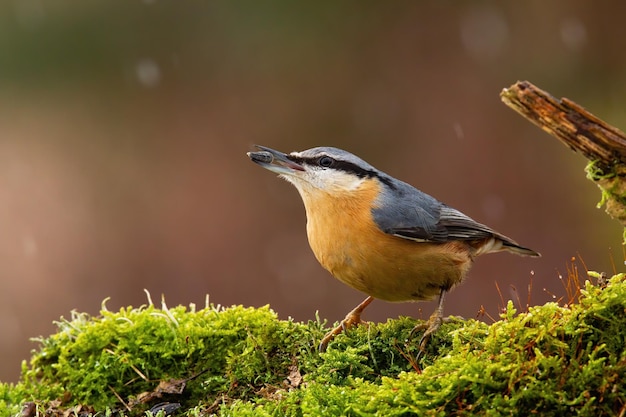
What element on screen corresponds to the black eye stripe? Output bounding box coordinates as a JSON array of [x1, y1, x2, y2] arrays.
[[332, 160, 373, 178], [286, 155, 306, 165], [297, 156, 373, 178], [287, 155, 396, 190]]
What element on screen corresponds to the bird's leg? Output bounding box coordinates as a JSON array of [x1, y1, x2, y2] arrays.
[[319, 296, 374, 352], [410, 288, 447, 358]]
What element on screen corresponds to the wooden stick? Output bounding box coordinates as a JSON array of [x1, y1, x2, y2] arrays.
[[500, 81, 626, 168], [500, 81, 626, 230]]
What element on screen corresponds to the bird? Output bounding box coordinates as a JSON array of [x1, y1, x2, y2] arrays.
[[247, 145, 540, 353]]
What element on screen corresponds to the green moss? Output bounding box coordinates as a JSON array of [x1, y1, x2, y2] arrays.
[[2, 275, 626, 416], [586, 160, 626, 241]]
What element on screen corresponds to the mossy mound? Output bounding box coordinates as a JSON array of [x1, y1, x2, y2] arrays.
[[586, 160, 626, 240], [2, 275, 625, 416]]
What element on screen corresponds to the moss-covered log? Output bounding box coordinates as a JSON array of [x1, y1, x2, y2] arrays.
[[2, 274, 625, 416]]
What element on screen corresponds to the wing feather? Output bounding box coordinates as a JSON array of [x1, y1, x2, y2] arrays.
[[371, 177, 539, 256], [372, 181, 498, 243]]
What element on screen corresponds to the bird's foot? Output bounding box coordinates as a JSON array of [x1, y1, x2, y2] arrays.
[[410, 314, 463, 361], [318, 313, 367, 352], [319, 296, 374, 352]]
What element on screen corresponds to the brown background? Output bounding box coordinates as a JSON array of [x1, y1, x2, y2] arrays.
[[1, 1, 624, 382]]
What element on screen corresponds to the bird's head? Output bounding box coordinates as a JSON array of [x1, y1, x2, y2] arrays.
[[247, 145, 386, 197]]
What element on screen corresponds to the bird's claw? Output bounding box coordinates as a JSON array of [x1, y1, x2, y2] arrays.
[[319, 312, 368, 352], [319, 296, 374, 352], [410, 315, 463, 361]]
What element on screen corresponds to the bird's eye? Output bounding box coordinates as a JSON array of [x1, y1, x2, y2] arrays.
[[318, 156, 334, 168]]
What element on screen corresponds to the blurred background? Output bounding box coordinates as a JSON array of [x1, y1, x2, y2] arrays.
[[1, 1, 624, 382]]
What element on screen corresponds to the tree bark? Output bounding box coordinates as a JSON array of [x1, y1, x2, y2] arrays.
[[500, 81, 626, 230]]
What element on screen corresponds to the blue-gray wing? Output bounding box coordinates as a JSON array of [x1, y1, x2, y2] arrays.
[[371, 179, 540, 257], [371, 181, 497, 243]]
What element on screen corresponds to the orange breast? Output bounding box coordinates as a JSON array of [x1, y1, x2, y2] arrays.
[[299, 179, 473, 302]]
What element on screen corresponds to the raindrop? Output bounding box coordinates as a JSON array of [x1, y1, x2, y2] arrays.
[[452, 122, 464, 140], [21, 235, 38, 258], [135, 58, 161, 88], [460, 6, 509, 61], [560, 17, 587, 51]]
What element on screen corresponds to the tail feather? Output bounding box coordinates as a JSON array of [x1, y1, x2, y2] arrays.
[[473, 236, 540, 257], [502, 241, 541, 257]]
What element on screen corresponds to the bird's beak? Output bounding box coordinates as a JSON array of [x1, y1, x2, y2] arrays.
[[247, 145, 305, 175]]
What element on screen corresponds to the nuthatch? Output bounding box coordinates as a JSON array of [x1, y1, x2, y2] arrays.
[[247, 145, 540, 352]]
